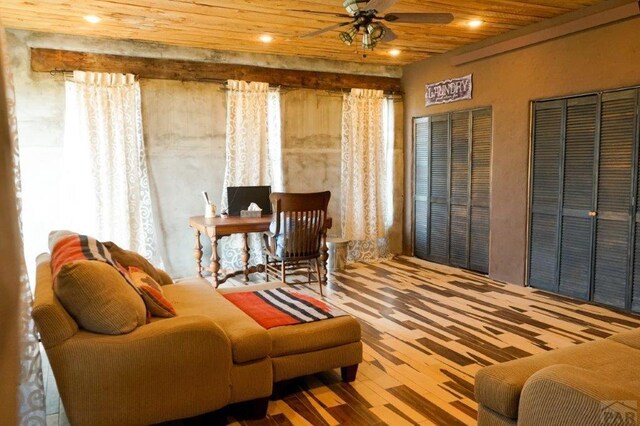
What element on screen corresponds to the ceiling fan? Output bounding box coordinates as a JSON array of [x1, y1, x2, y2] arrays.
[[296, 0, 454, 50]]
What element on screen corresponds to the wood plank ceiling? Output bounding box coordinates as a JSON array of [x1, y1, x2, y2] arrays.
[[0, 0, 606, 65]]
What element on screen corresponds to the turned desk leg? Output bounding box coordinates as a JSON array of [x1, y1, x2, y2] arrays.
[[242, 233, 250, 282], [210, 235, 220, 288], [320, 232, 329, 286], [194, 229, 203, 278]]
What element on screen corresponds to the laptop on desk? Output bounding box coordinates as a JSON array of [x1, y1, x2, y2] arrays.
[[226, 186, 272, 216]]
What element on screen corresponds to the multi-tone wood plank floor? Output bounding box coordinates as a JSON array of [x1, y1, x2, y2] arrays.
[[43, 256, 640, 425]]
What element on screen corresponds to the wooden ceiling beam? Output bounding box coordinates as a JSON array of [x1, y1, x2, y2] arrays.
[[30, 48, 403, 93]]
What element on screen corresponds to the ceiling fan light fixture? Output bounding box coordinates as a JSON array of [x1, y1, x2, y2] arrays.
[[468, 19, 483, 28], [299, 2, 456, 54], [343, 0, 360, 16], [339, 26, 358, 45], [362, 32, 377, 50], [366, 23, 386, 42], [339, 32, 352, 45]]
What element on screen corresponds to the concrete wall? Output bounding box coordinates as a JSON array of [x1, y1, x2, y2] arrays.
[[9, 30, 65, 280], [281, 89, 404, 254], [402, 17, 640, 285], [139, 79, 227, 274], [282, 89, 343, 237], [8, 30, 404, 279]]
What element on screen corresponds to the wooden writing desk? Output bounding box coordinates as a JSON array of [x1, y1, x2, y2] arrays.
[[189, 215, 332, 287]]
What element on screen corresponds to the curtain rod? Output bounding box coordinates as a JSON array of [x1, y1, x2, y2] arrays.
[[49, 69, 141, 82], [218, 83, 401, 98]]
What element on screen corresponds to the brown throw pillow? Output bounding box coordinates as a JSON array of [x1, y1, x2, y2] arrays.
[[54, 261, 147, 335], [128, 267, 177, 318], [103, 241, 172, 285]]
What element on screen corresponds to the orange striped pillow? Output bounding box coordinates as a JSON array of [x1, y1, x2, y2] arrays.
[[128, 267, 176, 318]]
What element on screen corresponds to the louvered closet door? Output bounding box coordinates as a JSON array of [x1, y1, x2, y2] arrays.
[[428, 115, 451, 264], [529, 100, 564, 291], [414, 108, 492, 273], [530, 88, 640, 313], [631, 90, 640, 312], [414, 118, 430, 259], [469, 109, 491, 273], [558, 96, 598, 300], [593, 90, 638, 309], [449, 112, 470, 268]]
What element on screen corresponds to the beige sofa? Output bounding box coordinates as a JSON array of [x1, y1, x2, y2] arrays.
[[33, 254, 362, 425], [475, 328, 640, 425]]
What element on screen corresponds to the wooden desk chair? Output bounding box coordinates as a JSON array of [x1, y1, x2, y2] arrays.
[[263, 191, 331, 295]]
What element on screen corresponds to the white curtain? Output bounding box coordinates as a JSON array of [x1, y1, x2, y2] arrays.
[[62, 71, 162, 266], [219, 80, 281, 271], [341, 88, 394, 262], [0, 26, 46, 425]]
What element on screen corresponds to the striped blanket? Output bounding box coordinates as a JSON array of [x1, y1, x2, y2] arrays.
[[223, 288, 346, 329], [50, 233, 134, 287]]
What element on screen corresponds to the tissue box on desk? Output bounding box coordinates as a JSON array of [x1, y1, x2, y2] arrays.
[[241, 210, 262, 218]]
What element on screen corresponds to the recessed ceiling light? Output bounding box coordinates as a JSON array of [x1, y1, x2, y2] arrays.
[[468, 19, 483, 28], [84, 15, 102, 24], [259, 34, 273, 43], [389, 49, 401, 57]]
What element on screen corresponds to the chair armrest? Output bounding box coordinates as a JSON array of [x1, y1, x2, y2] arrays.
[[518, 365, 640, 426], [46, 315, 233, 425], [263, 231, 276, 253]]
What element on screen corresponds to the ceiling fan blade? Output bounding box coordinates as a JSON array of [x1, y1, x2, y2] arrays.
[[364, 0, 398, 13], [384, 13, 454, 24], [299, 22, 351, 39], [380, 24, 397, 42], [288, 9, 352, 18]]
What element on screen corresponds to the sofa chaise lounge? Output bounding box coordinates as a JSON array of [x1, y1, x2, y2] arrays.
[[33, 253, 362, 425]]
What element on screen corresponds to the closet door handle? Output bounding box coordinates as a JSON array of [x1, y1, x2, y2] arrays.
[[588, 211, 597, 217]]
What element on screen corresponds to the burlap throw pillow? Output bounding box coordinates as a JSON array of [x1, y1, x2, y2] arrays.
[[54, 261, 147, 335]]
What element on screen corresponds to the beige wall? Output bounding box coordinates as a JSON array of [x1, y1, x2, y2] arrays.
[[402, 17, 640, 285], [8, 30, 404, 278]]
